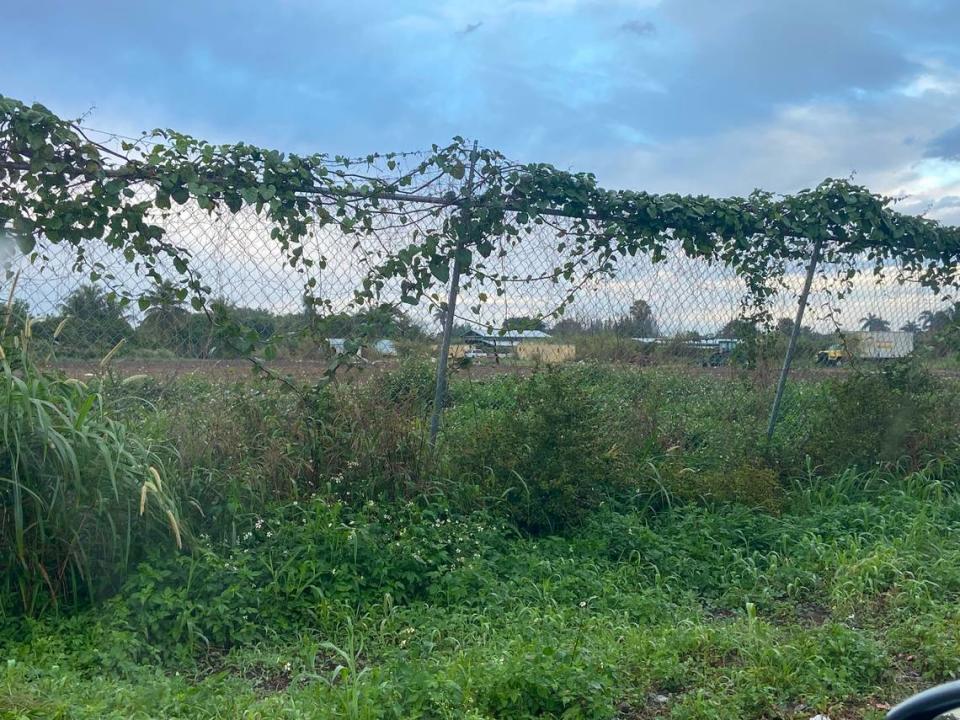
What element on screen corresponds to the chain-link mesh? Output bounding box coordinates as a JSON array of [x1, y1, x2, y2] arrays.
[[2, 153, 957, 377]]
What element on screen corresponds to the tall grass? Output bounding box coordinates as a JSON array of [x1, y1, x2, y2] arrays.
[[0, 329, 183, 616]]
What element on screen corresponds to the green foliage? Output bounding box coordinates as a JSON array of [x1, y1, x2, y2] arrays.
[[502, 315, 546, 331], [797, 360, 960, 473], [114, 500, 511, 655], [671, 464, 783, 512], [50, 285, 133, 358], [6, 466, 960, 718], [129, 376, 316, 538], [3, 94, 959, 356], [0, 341, 182, 616], [0, 362, 958, 717], [442, 367, 645, 533]]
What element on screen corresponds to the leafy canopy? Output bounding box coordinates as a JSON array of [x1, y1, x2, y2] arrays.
[[2, 94, 958, 341]]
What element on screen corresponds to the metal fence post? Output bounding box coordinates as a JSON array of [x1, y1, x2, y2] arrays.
[[766, 236, 825, 440], [428, 141, 479, 448]]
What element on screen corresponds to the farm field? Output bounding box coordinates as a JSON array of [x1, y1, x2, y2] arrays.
[[49, 355, 960, 385], [3, 358, 960, 719]]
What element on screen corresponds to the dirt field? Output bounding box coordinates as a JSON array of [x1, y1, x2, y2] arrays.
[[48, 356, 952, 386]]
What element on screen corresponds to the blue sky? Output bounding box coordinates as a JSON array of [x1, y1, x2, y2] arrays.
[[5, 0, 960, 223]]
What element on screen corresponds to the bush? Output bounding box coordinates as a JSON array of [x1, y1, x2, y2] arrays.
[[443, 368, 638, 533], [800, 360, 960, 473], [0, 341, 183, 616]]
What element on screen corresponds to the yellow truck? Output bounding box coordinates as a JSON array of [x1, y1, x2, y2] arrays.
[[816, 331, 914, 366]]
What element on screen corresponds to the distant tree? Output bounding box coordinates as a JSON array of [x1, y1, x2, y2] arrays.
[[773, 317, 812, 337], [629, 299, 658, 336], [859, 313, 891, 332], [355, 304, 424, 340], [1, 298, 29, 339], [718, 318, 757, 339], [775, 317, 795, 336], [432, 303, 470, 337], [201, 298, 277, 357], [503, 315, 546, 332], [56, 285, 132, 357], [551, 317, 584, 335], [315, 312, 357, 339], [612, 298, 659, 337], [920, 309, 952, 333], [901, 321, 921, 333], [136, 280, 189, 351]]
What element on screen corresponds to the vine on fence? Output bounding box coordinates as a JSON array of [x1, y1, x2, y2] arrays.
[[2, 94, 959, 354]]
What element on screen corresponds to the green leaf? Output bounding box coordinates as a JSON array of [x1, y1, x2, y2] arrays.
[[15, 235, 35, 254], [455, 247, 472, 270], [430, 260, 450, 283]]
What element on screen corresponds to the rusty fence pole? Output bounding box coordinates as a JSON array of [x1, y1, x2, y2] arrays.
[[766, 236, 825, 440], [428, 141, 480, 448]]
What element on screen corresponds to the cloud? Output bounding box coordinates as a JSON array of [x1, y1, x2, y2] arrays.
[[3, 0, 960, 233], [620, 19, 655, 36], [926, 123, 960, 161]]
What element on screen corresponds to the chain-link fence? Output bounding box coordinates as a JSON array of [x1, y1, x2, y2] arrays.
[[2, 119, 958, 433], [4, 197, 956, 362]]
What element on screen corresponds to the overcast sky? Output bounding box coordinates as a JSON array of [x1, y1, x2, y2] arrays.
[[5, 0, 960, 225]]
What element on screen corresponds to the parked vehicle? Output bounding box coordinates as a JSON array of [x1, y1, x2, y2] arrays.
[[816, 331, 914, 366]]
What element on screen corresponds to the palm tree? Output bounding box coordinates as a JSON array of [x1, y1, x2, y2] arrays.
[[57, 285, 132, 356], [900, 321, 921, 333], [920, 309, 950, 333], [139, 280, 188, 351], [859, 313, 890, 332]]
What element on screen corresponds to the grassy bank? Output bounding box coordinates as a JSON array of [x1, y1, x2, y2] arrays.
[[2, 356, 960, 718], [4, 468, 960, 719]]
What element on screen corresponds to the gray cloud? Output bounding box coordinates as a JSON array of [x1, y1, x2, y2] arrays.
[[620, 19, 655, 37], [926, 124, 960, 160]]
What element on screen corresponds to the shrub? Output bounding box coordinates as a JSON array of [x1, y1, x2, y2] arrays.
[[310, 374, 428, 503], [0, 341, 183, 616], [800, 360, 960, 473], [442, 368, 637, 533]]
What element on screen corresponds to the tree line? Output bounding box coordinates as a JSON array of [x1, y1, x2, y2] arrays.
[[3, 284, 957, 360]]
